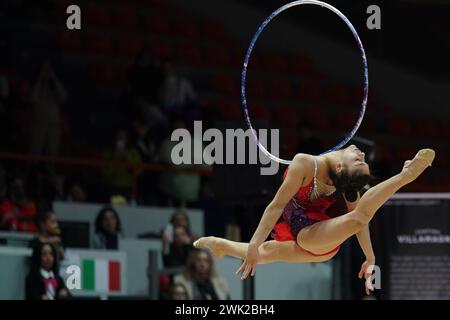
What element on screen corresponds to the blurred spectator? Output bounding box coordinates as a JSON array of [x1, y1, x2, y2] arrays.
[[25, 242, 70, 300], [0, 164, 5, 201], [132, 118, 164, 205], [29, 60, 67, 156], [159, 61, 197, 116], [102, 129, 141, 198], [173, 249, 230, 300], [132, 119, 161, 163], [0, 175, 37, 232], [0, 68, 10, 151], [93, 207, 122, 250], [158, 119, 211, 207], [127, 53, 168, 131], [28, 163, 61, 212], [64, 178, 87, 203], [162, 210, 196, 244], [167, 283, 189, 300], [30, 210, 65, 260], [163, 225, 194, 268]]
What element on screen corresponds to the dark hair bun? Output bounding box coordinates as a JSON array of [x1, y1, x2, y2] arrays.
[[344, 190, 358, 202], [330, 169, 372, 202]]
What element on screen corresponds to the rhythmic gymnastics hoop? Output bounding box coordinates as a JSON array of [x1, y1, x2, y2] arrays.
[[241, 0, 368, 165]]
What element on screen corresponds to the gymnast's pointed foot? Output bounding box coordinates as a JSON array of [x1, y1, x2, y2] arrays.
[[193, 236, 225, 260], [401, 148, 435, 183]]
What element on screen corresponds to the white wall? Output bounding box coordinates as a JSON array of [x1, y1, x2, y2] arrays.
[[53, 201, 204, 243], [255, 261, 334, 299]]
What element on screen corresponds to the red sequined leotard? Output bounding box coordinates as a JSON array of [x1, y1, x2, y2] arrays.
[[271, 157, 340, 256]]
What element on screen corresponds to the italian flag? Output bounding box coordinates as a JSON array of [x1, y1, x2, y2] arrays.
[[82, 259, 121, 292]]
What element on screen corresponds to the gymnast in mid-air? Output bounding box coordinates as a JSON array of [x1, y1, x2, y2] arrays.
[[194, 146, 435, 294]]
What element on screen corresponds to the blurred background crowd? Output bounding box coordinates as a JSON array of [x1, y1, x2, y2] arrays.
[[0, 0, 449, 300]]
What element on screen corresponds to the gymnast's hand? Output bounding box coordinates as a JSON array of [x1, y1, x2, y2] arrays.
[[236, 243, 260, 280], [359, 258, 376, 295]]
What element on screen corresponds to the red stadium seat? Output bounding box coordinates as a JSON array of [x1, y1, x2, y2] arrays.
[[110, 9, 139, 29], [87, 60, 116, 84], [394, 145, 417, 162], [210, 73, 238, 97], [84, 5, 110, 29], [201, 20, 228, 41], [348, 86, 367, 109], [246, 77, 264, 99], [249, 104, 270, 123], [51, 0, 71, 15], [266, 78, 294, 100], [358, 115, 377, 135], [175, 42, 202, 65], [271, 104, 299, 128], [302, 107, 329, 131], [116, 35, 142, 59], [260, 53, 288, 74], [376, 144, 394, 162], [145, 15, 171, 36], [203, 46, 232, 67], [324, 83, 351, 105], [55, 31, 81, 52], [289, 54, 315, 75], [173, 18, 199, 39], [147, 39, 173, 61], [84, 33, 113, 55], [433, 150, 449, 168], [387, 115, 412, 137], [414, 118, 438, 139], [440, 120, 450, 140], [216, 99, 241, 121], [334, 111, 358, 132], [298, 81, 322, 102]]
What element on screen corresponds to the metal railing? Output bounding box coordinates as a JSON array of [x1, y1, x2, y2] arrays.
[[0, 152, 212, 200]]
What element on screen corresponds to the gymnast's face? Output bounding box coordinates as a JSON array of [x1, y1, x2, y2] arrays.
[[340, 145, 370, 176]]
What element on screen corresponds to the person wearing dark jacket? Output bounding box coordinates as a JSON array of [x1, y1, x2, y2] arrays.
[[163, 225, 194, 268], [25, 242, 70, 300]]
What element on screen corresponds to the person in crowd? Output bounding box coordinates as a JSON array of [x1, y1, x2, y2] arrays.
[[161, 210, 196, 245], [30, 210, 65, 260], [132, 118, 164, 205], [132, 118, 161, 163], [0, 165, 6, 202], [0, 67, 11, 151], [102, 129, 142, 198], [163, 225, 194, 268], [167, 283, 189, 300], [159, 60, 197, 116], [173, 249, 230, 300], [25, 242, 70, 300], [0, 175, 37, 232], [64, 178, 88, 203], [28, 163, 61, 212], [158, 119, 211, 207], [93, 206, 123, 250], [127, 53, 168, 132], [29, 60, 67, 156]]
